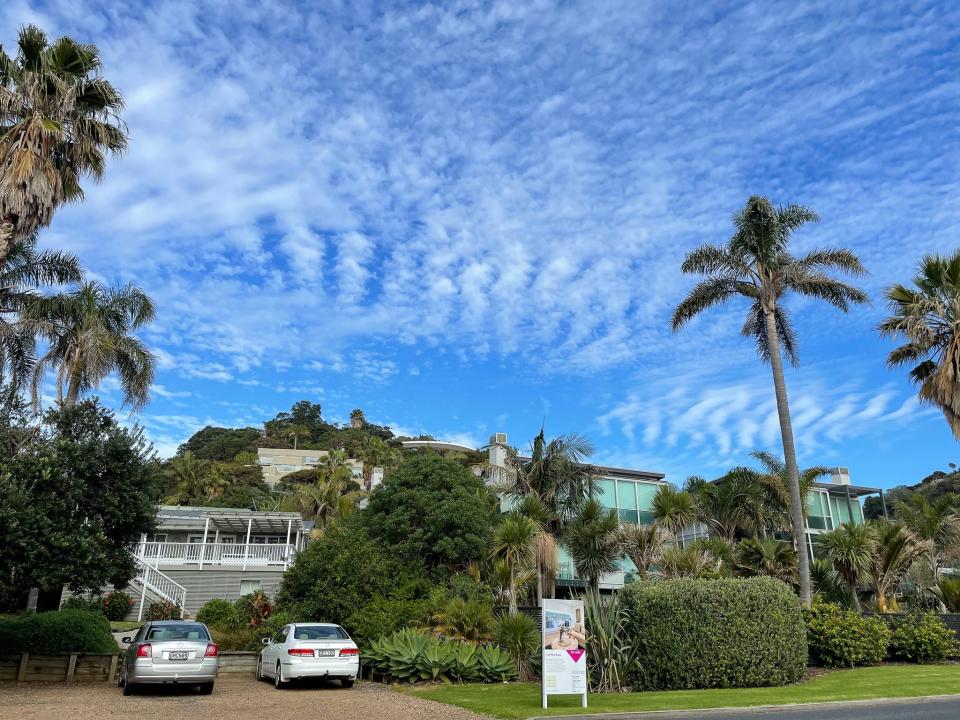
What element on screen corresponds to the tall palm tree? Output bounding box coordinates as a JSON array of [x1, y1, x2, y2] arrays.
[[894, 493, 960, 584], [0, 233, 80, 395], [349, 408, 366, 429], [880, 251, 960, 437], [359, 435, 400, 489], [515, 494, 559, 606], [163, 452, 210, 505], [0, 25, 127, 261], [565, 498, 622, 594], [29, 280, 155, 409], [295, 473, 364, 533], [651, 484, 698, 548], [672, 195, 869, 604], [867, 520, 927, 613], [817, 522, 877, 611], [619, 523, 668, 580], [500, 428, 595, 601], [492, 513, 539, 614]]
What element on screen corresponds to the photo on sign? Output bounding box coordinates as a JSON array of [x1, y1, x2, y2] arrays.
[[543, 605, 586, 650]]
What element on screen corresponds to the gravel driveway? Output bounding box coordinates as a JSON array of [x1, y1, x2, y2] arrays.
[[0, 676, 489, 720]]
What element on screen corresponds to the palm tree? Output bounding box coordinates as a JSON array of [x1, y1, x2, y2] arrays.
[[0, 233, 80, 395], [565, 498, 622, 594], [163, 452, 210, 505], [515, 494, 559, 606], [29, 281, 155, 409], [751, 450, 830, 533], [817, 522, 877, 611], [672, 195, 869, 604], [349, 408, 366, 429], [619, 523, 668, 580], [690, 468, 767, 541], [736, 537, 798, 585], [894, 493, 960, 584], [295, 474, 364, 533], [359, 435, 400, 489], [867, 520, 927, 613], [0, 25, 127, 261], [810, 557, 849, 606], [651, 484, 698, 547], [492, 513, 539, 614], [659, 546, 723, 579], [500, 428, 595, 602], [879, 251, 960, 437]]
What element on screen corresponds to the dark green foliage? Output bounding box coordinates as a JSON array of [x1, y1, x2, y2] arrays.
[[889, 611, 958, 663], [493, 612, 539, 681], [236, 590, 273, 627], [102, 591, 134, 621], [196, 598, 244, 629], [276, 515, 431, 638], [0, 610, 117, 654], [61, 595, 101, 613], [144, 600, 181, 621], [0, 400, 158, 602], [176, 426, 260, 461], [345, 596, 430, 650], [622, 577, 806, 690], [803, 603, 890, 667], [365, 453, 495, 573]]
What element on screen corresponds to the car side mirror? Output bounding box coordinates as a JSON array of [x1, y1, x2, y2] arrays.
[[121, 637, 132, 644], [261, 637, 272, 645]]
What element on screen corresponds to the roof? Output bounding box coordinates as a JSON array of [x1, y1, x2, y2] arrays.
[[157, 505, 305, 533], [401, 440, 476, 453], [811, 482, 881, 497], [590, 463, 666, 483]]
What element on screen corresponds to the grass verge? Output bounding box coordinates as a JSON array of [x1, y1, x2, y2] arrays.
[[403, 664, 960, 719], [110, 620, 143, 632]]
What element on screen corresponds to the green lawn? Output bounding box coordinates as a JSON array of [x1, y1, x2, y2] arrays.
[[109, 620, 143, 632], [404, 664, 960, 719]]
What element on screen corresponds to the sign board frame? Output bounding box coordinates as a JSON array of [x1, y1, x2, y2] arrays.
[[540, 598, 588, 709]]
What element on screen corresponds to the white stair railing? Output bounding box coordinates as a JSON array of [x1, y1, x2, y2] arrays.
[[131, 554, 187, 620]]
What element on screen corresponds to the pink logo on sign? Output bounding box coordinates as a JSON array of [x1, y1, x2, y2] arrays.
[[566, 649, 585, 663]]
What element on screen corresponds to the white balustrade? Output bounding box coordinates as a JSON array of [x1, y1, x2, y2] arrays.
[[138, 542, 295, 567]]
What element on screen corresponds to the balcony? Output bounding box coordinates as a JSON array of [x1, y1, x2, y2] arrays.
[[137, 541, 296, 569]]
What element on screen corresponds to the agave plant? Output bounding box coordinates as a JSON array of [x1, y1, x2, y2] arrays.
[[476, 644, 517, 682], [418, 637, 458, 681], [450, 643, 482, 682]]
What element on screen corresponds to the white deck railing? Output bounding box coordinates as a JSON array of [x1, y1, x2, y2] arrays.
[[138, 541, 295, 568]]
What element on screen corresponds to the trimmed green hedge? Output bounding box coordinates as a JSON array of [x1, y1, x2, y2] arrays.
[[622, 577, 807, 690], [889, 611, 958, 663], [0, 610, 118, 654], [803, 603, 890, 668]]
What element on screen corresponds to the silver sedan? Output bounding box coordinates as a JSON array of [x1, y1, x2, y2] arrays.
[[119, 620, 218, 695], [256, 623, 359, 688]]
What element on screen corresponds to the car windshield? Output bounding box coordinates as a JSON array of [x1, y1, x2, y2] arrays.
[[146, 624, 210, 641], [292, 625, 349, 640]]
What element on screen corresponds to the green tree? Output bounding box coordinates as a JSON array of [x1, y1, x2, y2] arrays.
[[365, 453, 496, 574], [565, 498, 622, 594], [163, 451, 210, 505], [176, 426, 260, 461], [620, 523, 668, 580], [0, 25, 127, 261], [867, 520, 927, 613], [0, 234, 81, 398], [688, 468, 767, 541], [492, 513, 538, 614], [349, 408, 366, 429], [514, 494, 558, 606], [30, 280, 156, 409], [651, 484, 697, 547], [751, 450, 830, 532], [672, 195, 868, 604], [294, 451, 365, 533], [735, 537, 797, 585], [893, 493, 960, 584], [0, 399, 157, 610], [817, 522, 877, 611], [880, 250, 960, 438]]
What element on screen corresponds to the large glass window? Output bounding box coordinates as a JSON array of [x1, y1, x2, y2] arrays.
[[617, 479, 639, 525], [806, 491, 833, 530], [636, 483, 660, 525], [596, 478, 617, 510]]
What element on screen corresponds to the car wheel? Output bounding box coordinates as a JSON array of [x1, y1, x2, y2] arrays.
[[122, 679, 136, 696], [199, 682, 214, 695], [256, 656, 263, 681], [116, 667, 125, 688], [341, 678, 355, 689], [274, 662, 286, 688]]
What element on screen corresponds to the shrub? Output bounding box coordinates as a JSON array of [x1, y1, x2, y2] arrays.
[[144, 600, 181, 621], [236, 591, 273, 627], [889, 611, 958, 663], [803, 603, 890, 667], [622, 577, 806, 690], [102, 591, 135, 621], [0, 610, 117, 654], [493, 612, 539, 681], [61, 595, 102, 614], [345, 596, 428, 650], [196, 598, 244, 629], [442, 597, 494, 641], [242, 611, 294, 651]]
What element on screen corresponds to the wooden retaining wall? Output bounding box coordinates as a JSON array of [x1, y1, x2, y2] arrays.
[[217, 651, 258, 674], [0, 654, 119, 682]]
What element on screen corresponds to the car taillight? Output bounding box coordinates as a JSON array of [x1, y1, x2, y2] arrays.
[[136, 643, 152, 658], [288, 648, 314, 656], [339, 647, 359, 656], [204, 643, 219, 657]]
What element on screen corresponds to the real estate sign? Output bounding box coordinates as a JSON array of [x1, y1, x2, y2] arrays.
[[541, 598, 587, 709]]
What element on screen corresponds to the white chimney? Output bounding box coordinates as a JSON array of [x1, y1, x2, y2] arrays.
[[830, 467, 851, 486]]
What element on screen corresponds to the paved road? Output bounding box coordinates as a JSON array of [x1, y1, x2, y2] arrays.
[[548, 697, 960, 720]]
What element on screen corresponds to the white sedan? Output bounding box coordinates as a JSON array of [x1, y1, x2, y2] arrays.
[[256, 622, 360, 688]]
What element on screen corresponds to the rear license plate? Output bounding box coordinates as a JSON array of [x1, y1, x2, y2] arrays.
[[316, 649, 335, 657], [168, 651, 190, 661]]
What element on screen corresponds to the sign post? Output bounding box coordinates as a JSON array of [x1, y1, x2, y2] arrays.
[[541, 598, 588, 709]]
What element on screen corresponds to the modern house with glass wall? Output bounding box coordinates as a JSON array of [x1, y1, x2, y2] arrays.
[[804, 467, 884, 560]]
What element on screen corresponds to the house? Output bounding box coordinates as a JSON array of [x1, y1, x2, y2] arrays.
[[102, 506, 310, 620], [804, 467, 885, 560], [256, 447, 364, 485]]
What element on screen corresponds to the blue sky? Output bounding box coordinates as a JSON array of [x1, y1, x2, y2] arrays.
[[3, 1, 959, 489]]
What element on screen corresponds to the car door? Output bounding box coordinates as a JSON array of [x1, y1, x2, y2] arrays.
[[266, 626, 288, 671], [125, 623, 148, 676]]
